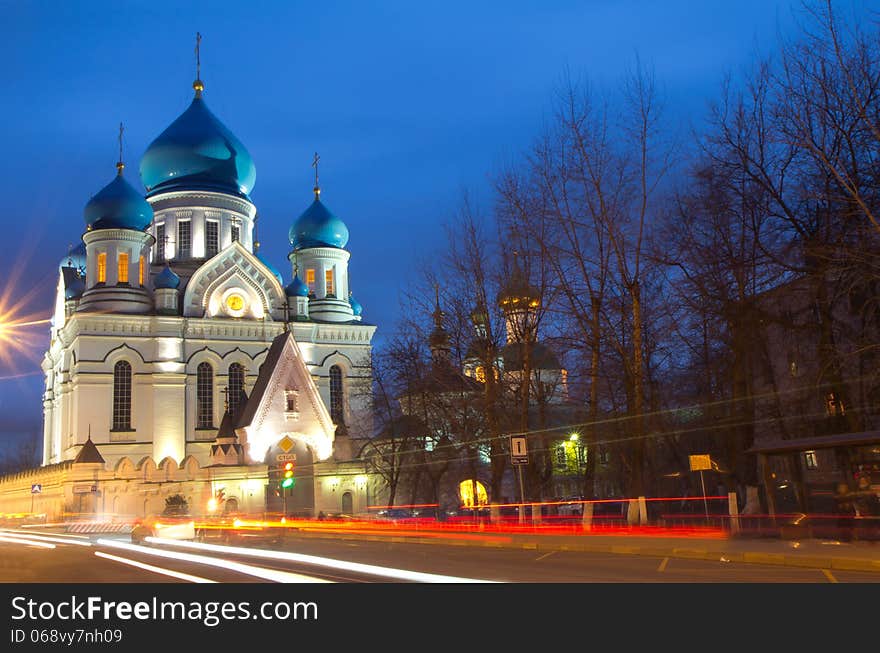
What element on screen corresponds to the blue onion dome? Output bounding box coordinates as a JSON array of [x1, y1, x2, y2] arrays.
[[289, 195, 349, 250], [154, 263, 181, 290], [139, 91, 256, 199], [285, 274, 310, 297], [256, 249, 283, 286], [349, 292, 363, 316], [60, 242, 87, 272], [84, 165, 153, 231]]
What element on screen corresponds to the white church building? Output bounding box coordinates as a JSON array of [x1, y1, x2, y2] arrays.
[[0, 67, 379, 520]]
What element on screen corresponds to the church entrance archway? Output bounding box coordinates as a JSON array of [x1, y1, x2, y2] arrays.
[[341, 491, 353, 515], [264, 437, 315, 517]]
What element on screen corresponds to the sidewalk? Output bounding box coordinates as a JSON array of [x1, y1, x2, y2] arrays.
[[290, 524, 880, 573]]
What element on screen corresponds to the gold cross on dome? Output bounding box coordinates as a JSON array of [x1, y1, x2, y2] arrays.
[[312, 152, 321, 198]]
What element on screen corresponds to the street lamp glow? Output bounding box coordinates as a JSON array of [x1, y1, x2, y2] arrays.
[[569, 433, 579, 441]]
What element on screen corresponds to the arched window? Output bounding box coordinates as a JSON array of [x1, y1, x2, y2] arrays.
[[329, 365, 344, 424], [228, 363, 245, 417], [112, 360, 132, 431], [197, 363, 214, 428]]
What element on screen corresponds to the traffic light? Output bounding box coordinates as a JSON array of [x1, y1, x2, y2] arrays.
[[280, 461, 295, 489]]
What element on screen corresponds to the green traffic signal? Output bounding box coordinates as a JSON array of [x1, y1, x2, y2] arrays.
[[279, 461, 295, 489]]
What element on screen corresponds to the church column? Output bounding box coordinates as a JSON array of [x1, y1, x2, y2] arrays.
[[193, 210, 206, 259], [42, 394, 54, 466]]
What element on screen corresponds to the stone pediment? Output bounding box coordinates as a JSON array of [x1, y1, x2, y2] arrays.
[[182, 242, 285, 319], [235, 331, 335, 464]]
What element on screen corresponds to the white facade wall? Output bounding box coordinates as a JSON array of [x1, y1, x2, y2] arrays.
[[43, 313, 375, 471]]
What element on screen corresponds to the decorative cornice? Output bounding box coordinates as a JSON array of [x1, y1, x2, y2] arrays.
[[83, 229, 155, 245], [147, 191, 256, 219], [289, 247, 351, 261]]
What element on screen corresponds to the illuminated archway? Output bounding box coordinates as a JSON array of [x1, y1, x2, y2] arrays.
[[459, 480, 488, 508]]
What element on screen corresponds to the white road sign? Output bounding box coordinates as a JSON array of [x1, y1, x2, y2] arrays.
[[510, 436, 528, 465]]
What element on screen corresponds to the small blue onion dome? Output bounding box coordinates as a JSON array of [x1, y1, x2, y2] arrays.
[[60, 242, 87, 272], [289, 197, 349, 250], [285, 274, 310, 297], [154, 264, 181, 290], [84, 167, 153, 231], [139, 96, 256, 199], [64, 275, 85, 300], [256, 251, 283, 286], [349, 293, 363, 316]]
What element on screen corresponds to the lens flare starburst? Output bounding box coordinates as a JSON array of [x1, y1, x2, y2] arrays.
[[0, 263, 53, 381]]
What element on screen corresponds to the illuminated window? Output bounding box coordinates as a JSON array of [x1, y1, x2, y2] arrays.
[[826, 392, 845, 416], [475, 366, 487, 383], [227, 363, 245, 417], [325, 269, 335, 296], [285, 389, 298, 412], [197, 363, 214, 428], [804, 451, 818, 470], [112, 360, 132, 431], [555, 445, 567, 466], [155, 224, 165, 263], [97, 252, 107, 283], [329, 365, 344, 424], [206, 220, 219, 257], [177, 220, 191, 259], [118, 252, 129, 283], [138, 256, 145, 286], [306, 269, 316, 294]]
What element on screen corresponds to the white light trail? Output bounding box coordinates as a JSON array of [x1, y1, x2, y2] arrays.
[[0, 536, 55, 549], [145, 537, 496, 583], [95, 552, 216, 583], [96, 539, 332, 583], [0, 530, 92, 547]]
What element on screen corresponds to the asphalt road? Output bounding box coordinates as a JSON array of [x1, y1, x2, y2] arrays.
[[1, 528, 879, 583]]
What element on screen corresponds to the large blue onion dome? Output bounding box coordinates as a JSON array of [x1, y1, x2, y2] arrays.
[[60, 242, 87, 273], [285, 274, 309, 297], [84, 165, 153, 231], [139, 90, 256, 199], [154, 263, 181, 290], [349, 292, 363, 316], [289, 194, 349, 250]]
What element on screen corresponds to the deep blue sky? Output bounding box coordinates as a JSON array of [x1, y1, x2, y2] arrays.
[[1, 0, 875, 448]]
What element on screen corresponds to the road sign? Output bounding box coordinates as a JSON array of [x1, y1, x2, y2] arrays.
[[278, 435, 295, 453], [31, 484, 41, 494], [72, 484, 96, 494], [689, 454, 712, 471], [276, 453, 297, 463], [510, 436, 529, 465]]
